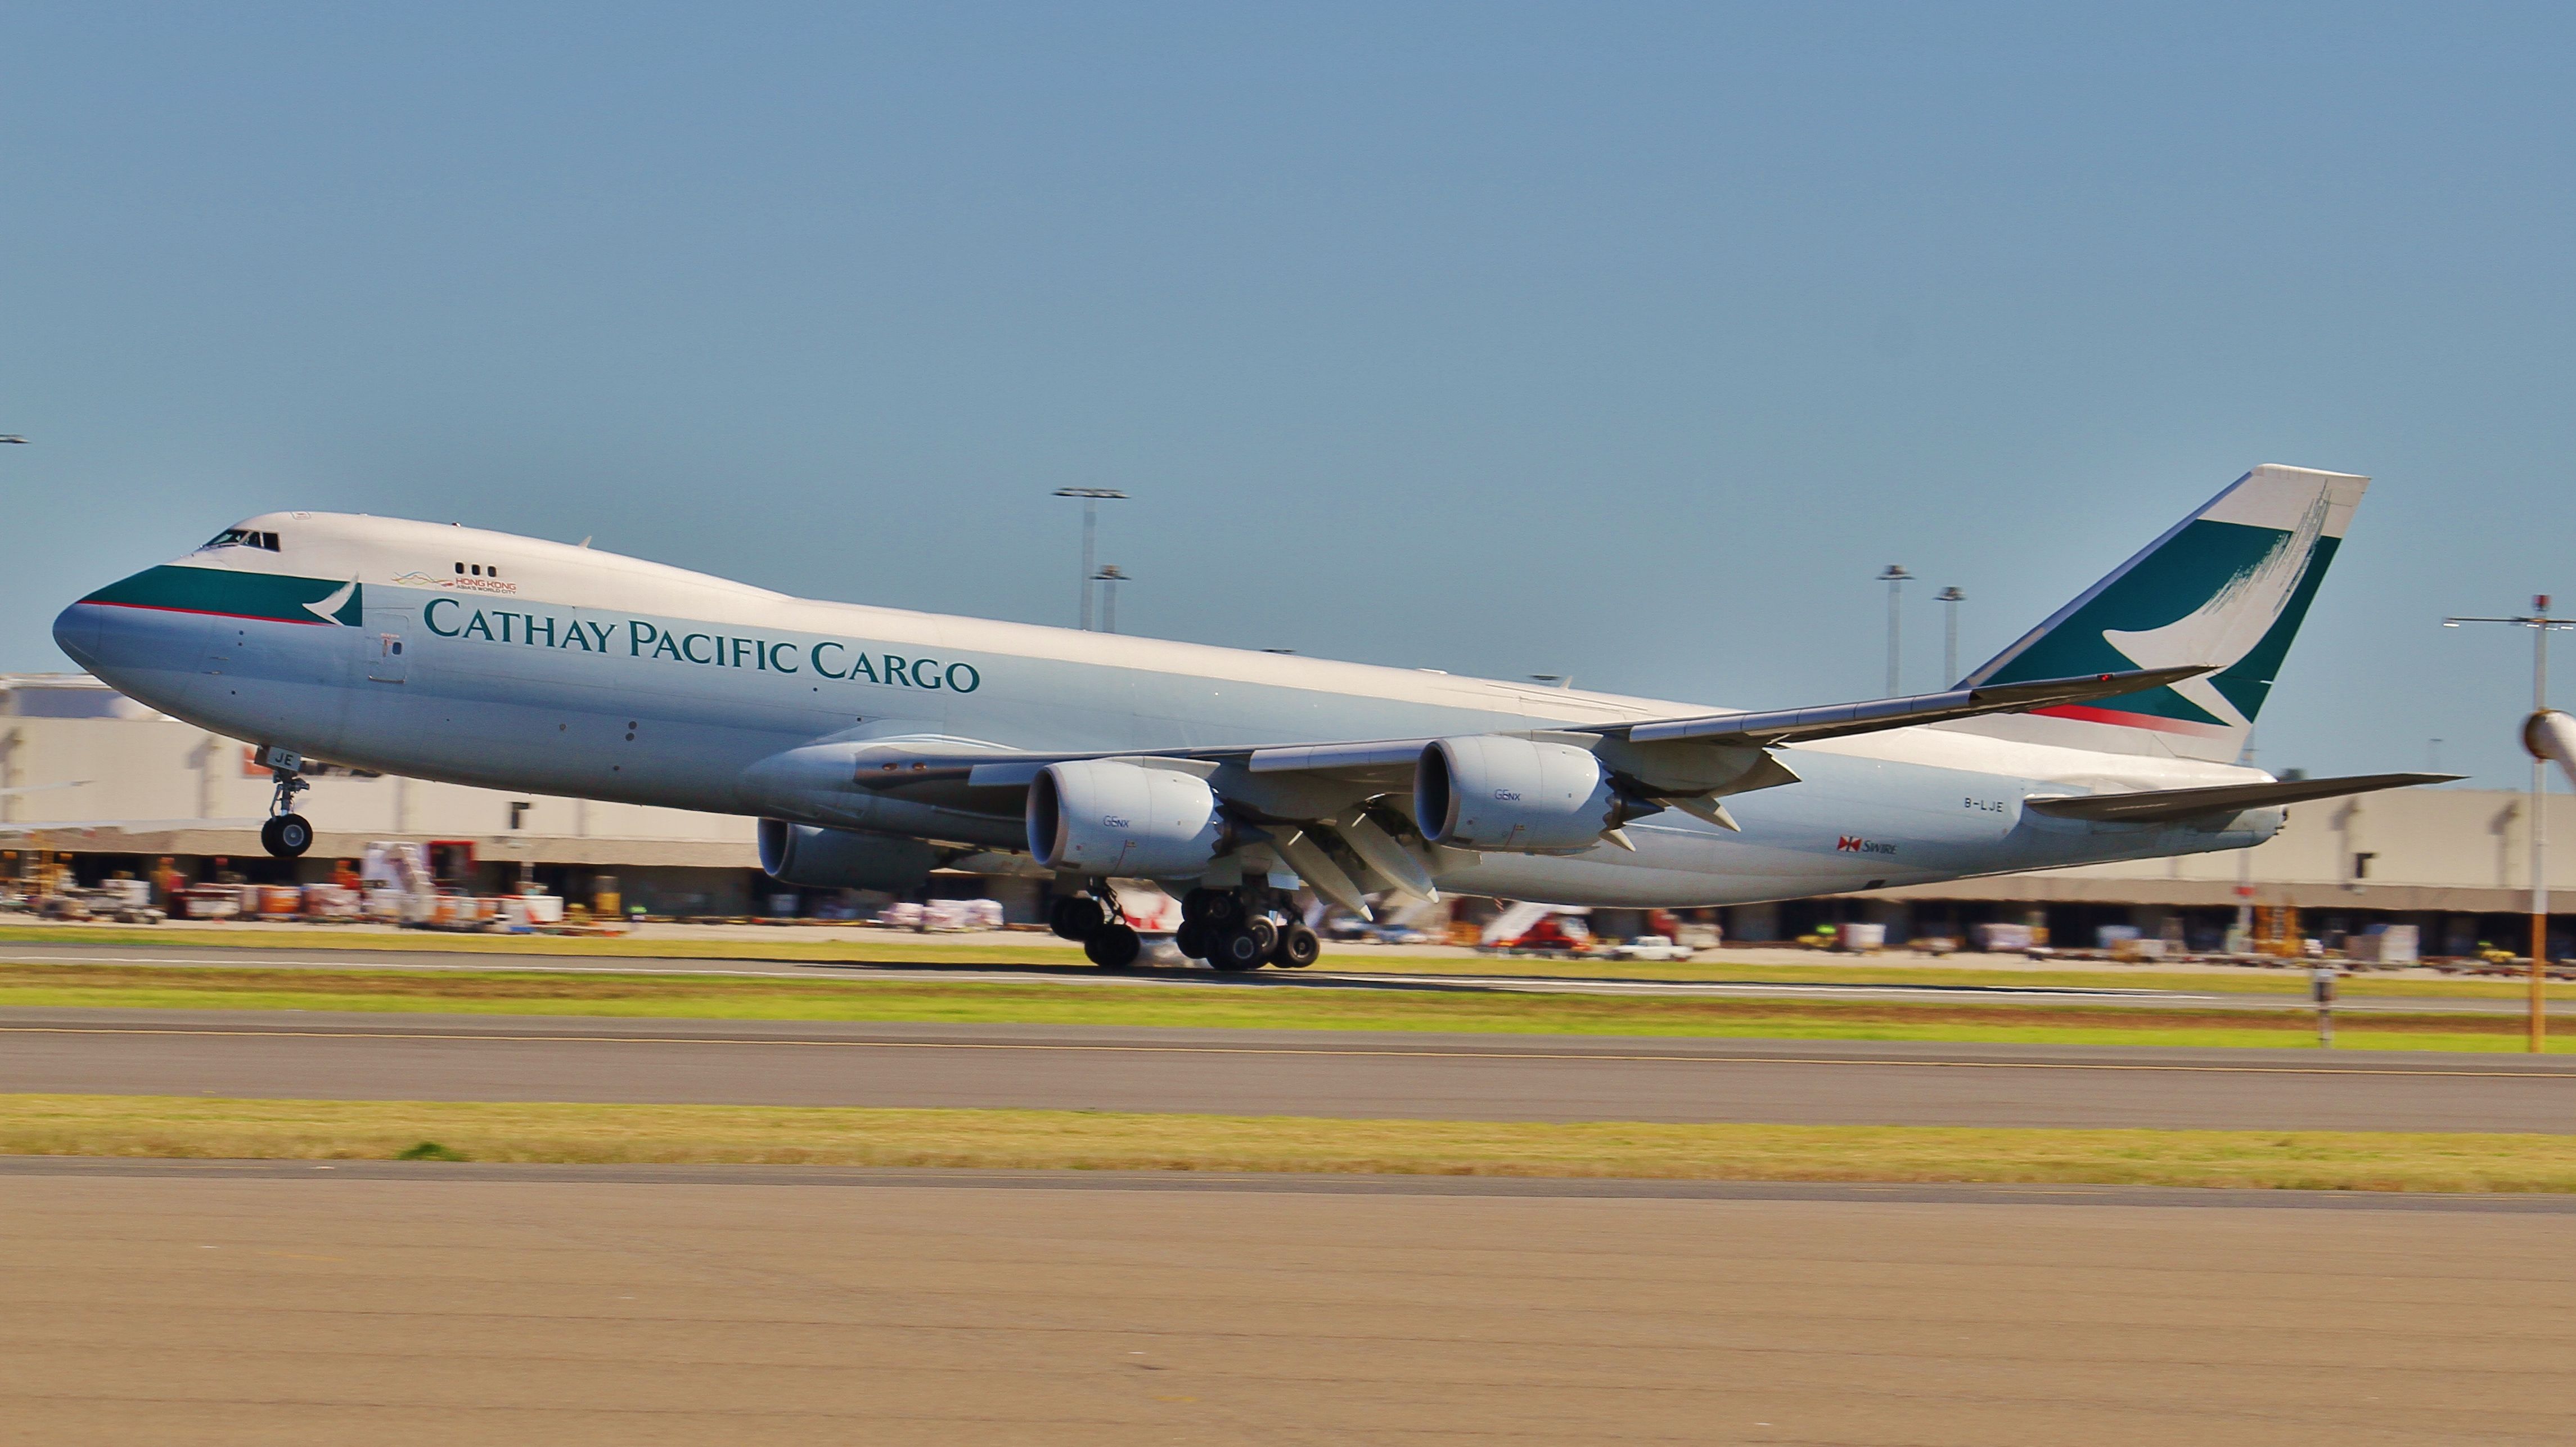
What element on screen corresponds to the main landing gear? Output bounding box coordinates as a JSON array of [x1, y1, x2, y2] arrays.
[[260, 762, 314, 860], [1176, 888, 1319, 973], [1049, 886, 1141, 969], [1048, 884, 1324, 973]]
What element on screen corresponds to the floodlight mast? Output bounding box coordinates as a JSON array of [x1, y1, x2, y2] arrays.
[[1052, 488, 1128, 630], [1091, 565, 1129, 635], [1875, 564, 1912, 694], [2443, 595, 2575, 1051], [1935, 586, 1966, 685]]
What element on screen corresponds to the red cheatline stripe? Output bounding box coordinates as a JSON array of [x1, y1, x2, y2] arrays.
[[2032, 703, 2228, 735], [79, 600, 332, 626]]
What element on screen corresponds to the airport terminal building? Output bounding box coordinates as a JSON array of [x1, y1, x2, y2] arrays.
[[7, 671, 2570, 956]]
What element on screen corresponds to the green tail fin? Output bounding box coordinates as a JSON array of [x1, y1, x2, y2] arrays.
[[1957, 465, 2367, 763]]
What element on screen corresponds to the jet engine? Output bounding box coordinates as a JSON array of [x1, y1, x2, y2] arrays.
[[1026, 760, 1226, 876], [1415, 736, 1622, 853], [757, 820, 940, 892]]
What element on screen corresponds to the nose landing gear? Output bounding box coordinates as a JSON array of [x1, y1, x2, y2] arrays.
[[260, 758, 314, 860]]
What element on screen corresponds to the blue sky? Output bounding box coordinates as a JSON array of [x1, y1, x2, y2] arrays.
[[3, 2, 2569, 786]]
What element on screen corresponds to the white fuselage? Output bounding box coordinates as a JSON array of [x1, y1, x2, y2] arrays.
[[55, 512, 2276, 906]]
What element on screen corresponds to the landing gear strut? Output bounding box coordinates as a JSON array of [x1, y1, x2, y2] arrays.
[[261, 765, 313, 860], [1052, 883, 1140, 969]]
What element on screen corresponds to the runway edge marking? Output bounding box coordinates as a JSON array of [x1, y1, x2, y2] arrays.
[[4, 1023, 2570, 1080]]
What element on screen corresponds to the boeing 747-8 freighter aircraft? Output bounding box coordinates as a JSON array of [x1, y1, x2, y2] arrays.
[[55, 465, 2447, 969]]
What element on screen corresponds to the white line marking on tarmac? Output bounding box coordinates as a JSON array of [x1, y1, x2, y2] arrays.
[[4, 1023, 2570, 1078]]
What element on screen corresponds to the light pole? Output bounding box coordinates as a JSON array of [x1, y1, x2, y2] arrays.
[[1876, 564, 1912, 695], [1092, 565, 1129, 635], [1052, 488, 1127, 631], [2443, 595, 2573, 1052], [1935, 586, 1966, 685]]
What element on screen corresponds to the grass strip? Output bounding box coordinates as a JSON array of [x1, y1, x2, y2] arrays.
[[4, 1094, 2572, 1193], [1, 961, 2567, 1051], [4, 922, 2564, 1000]]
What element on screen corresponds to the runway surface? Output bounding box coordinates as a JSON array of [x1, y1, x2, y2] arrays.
[[9, 1008, 2574, 1130], [0, 938, 2546, 1014], [3, 1159, 2569, 1446]]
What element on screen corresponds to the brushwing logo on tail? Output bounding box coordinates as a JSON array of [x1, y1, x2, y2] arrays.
[[2096, 487, 2332, 733], [1965, 466, 2362, 739]]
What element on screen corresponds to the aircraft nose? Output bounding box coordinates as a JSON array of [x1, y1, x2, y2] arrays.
[[52, 600, 102, 670]]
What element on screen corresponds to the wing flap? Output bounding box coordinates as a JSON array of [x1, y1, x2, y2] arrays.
[[1245, 739, 1428, 774]]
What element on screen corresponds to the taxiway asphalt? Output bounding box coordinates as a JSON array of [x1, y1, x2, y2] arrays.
[[7, 1008, 2572, 1130], [3, 1159, 2569, 1446]]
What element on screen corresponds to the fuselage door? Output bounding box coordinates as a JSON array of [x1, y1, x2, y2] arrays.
[[367, 631, 408, 683]]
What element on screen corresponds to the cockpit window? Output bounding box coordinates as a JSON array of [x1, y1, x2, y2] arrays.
[[200, 528, 281, 552]]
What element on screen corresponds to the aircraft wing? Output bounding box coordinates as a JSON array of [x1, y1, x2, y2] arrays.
[[1574, 665, 2214, 748], [859, 665, 2214, 790], [2024, 772, 2460, 824], [836, 666, 2214, 826], [1222, 668, 2192, 816], [789, 664, 2227, 919]]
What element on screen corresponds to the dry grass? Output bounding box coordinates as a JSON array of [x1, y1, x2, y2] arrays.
[[0, 961, 2565, 1051], [6, 1094, 2574, 1192]]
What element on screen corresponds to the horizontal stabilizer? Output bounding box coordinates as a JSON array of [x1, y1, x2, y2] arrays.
[[1604, 665, 2214, 748], [2024, 772, 2458, 824]]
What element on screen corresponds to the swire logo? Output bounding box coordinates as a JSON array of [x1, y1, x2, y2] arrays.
[[1836, 836, 1897, 855]]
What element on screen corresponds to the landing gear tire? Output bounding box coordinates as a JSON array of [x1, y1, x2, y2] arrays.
[[260, 761, 313, 859], [1210, 917, 1277, 973], [1175, 918, 1213, 960], [261, 814, 313, 859], [1273, 923, 1321, 969], [1197, 891, 1245, 929], [1050, 895, 1105, 941], [1083, 924, 1141, 969]]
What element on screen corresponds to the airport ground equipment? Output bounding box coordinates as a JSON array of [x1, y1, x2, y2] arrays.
[[1602, 934, 1697, 963]]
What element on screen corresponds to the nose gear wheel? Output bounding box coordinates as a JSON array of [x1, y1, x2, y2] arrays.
[[262, 765, 313, 859]]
